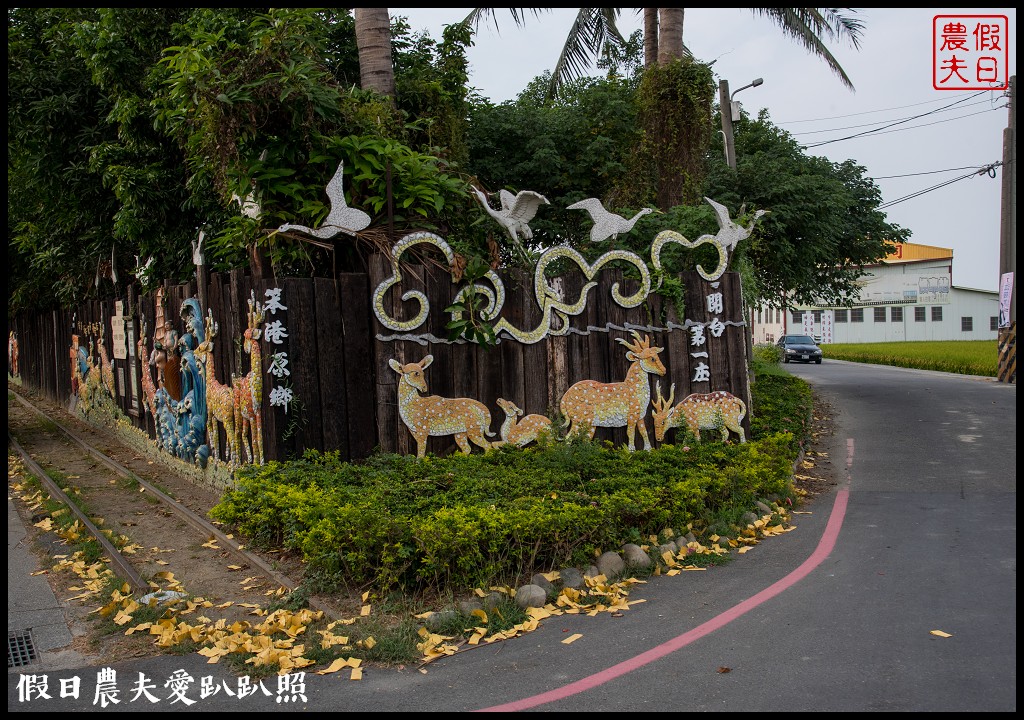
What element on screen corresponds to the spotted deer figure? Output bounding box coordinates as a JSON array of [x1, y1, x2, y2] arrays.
[[390, 354, 495, 459], [195, 309, 239, 466], [496, 398, 552, 448], [651, 382, 747, 444], [136, 320, 157, 419], [233, 293, 265, 465], [559, 331, 666, 452]]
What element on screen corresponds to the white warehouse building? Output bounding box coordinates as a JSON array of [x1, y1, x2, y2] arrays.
[[751, 242, 1000, 344]]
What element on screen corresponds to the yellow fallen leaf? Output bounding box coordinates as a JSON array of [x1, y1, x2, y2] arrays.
[[360, 605, 371, 616], [350, 667, 363, 681], [155, 560, 169, 566], [361, 591, 369, 602], [737, 546, 752, 554], [316, 658, 350, 675], [227, 565, 242, 570], [30, 570, 48, 576], [562, 633, 583, 644], [930, 630, 953, 638]]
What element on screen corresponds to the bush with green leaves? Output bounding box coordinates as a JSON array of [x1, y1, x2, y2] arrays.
[[211, 415, 803, 596]]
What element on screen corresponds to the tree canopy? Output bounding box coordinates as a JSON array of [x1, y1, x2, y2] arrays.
[[8, 7, 902, 320]]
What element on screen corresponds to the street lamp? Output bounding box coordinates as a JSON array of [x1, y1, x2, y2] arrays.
[[719, 77, 764, 169]]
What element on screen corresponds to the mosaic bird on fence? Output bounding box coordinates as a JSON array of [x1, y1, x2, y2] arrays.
[[703, 197, 767, 257], [277, 160, 371, 239], [473, 187, 549, 262], [566, 198, 657, 243]]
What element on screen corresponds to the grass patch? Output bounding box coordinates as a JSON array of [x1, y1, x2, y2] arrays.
[[823, 340, 997, 376]]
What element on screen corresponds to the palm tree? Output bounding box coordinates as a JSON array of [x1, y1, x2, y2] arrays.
[[354, 8, 396, 100], [463, 8, 864, 99]]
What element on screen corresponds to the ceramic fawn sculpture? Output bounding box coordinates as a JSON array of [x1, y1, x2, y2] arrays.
[[233, 292, 265, 465], [651, 382, 747, 444], [496, 398, 552, 448], [559, 330, 666, 451], [196, 309, 239, 466], [390, 354, 495, 458]]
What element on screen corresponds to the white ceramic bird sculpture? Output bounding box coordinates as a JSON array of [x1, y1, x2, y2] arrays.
[[277, 160, 371, 239], [566, 198, 656, 243], [703, 196, 767, 255], [231, 191, 261, 219], [473, 187, 549, 260]]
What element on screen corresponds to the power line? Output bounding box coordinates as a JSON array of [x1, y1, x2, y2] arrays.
[[788, 98, 995, 136], [872, 165, 997, 180], [877, 162, 1002, 210], [776, 88, 1004, 124], [801, 91, 988, 149]]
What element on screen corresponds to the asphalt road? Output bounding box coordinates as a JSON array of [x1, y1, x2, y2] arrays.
[[8, 359, 1016, 712]]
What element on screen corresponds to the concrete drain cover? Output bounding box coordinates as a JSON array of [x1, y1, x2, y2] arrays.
[[8, 629, 38, 668]]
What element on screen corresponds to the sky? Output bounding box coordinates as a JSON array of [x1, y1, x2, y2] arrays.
[[392, 8, 1016, 292]]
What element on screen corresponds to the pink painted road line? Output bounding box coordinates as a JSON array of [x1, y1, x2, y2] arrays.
[[477, 446, 855, 713]]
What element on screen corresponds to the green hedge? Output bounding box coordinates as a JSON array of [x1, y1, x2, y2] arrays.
[[210, 428, 801, 594]]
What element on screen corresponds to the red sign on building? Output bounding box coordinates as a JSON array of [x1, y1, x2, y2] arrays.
[[933, 15, 1009, 90]]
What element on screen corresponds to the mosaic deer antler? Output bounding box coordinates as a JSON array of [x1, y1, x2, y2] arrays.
[[651, 382, 747, 444], [390, 354, 495, 459], [559, 330, 665, 452]]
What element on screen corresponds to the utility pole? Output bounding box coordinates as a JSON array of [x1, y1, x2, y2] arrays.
[[718, 80, 737, 169], [998, 75, 1016, 383]]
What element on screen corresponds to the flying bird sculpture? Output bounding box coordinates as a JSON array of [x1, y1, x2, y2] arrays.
[[567, 198, 657, 243], [473, 187, 549, 261], [277, 160, 371, 239], [703, 196, 767, 256], [231, 191, 261, 219]]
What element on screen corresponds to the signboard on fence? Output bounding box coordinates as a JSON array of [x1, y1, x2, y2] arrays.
[[111, 307, 127, 360]]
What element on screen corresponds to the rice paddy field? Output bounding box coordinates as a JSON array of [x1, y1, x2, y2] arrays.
[[822, 340, 998, 377]]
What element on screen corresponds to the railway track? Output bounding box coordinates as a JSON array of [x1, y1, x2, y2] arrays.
[[7, 385, 341, 624]]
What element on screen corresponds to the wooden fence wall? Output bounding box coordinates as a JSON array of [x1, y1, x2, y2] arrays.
[[11, 254, 749, 464]]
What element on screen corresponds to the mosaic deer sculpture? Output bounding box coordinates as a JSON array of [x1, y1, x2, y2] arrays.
[[651, 382, 747, 444], [196, 309, 239, 466], [496, 398, 552, 448], [559, 331, 666, 452], [233, 293, 265, 465], [390, 354, 495, 458]]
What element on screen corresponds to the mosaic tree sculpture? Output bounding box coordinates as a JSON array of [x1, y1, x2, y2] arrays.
[[559, 331, 666, 452], [79, 337, 106, 414], [566, 198, 656, 243], [390, 354, 495, 459], [196, 309, 239, 466], [651, 382, 747, 444], [136, 319, 157, 420], [97, 326, 116, 400], [233, 293, 265, 465], [495, 398, 552, 448]]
